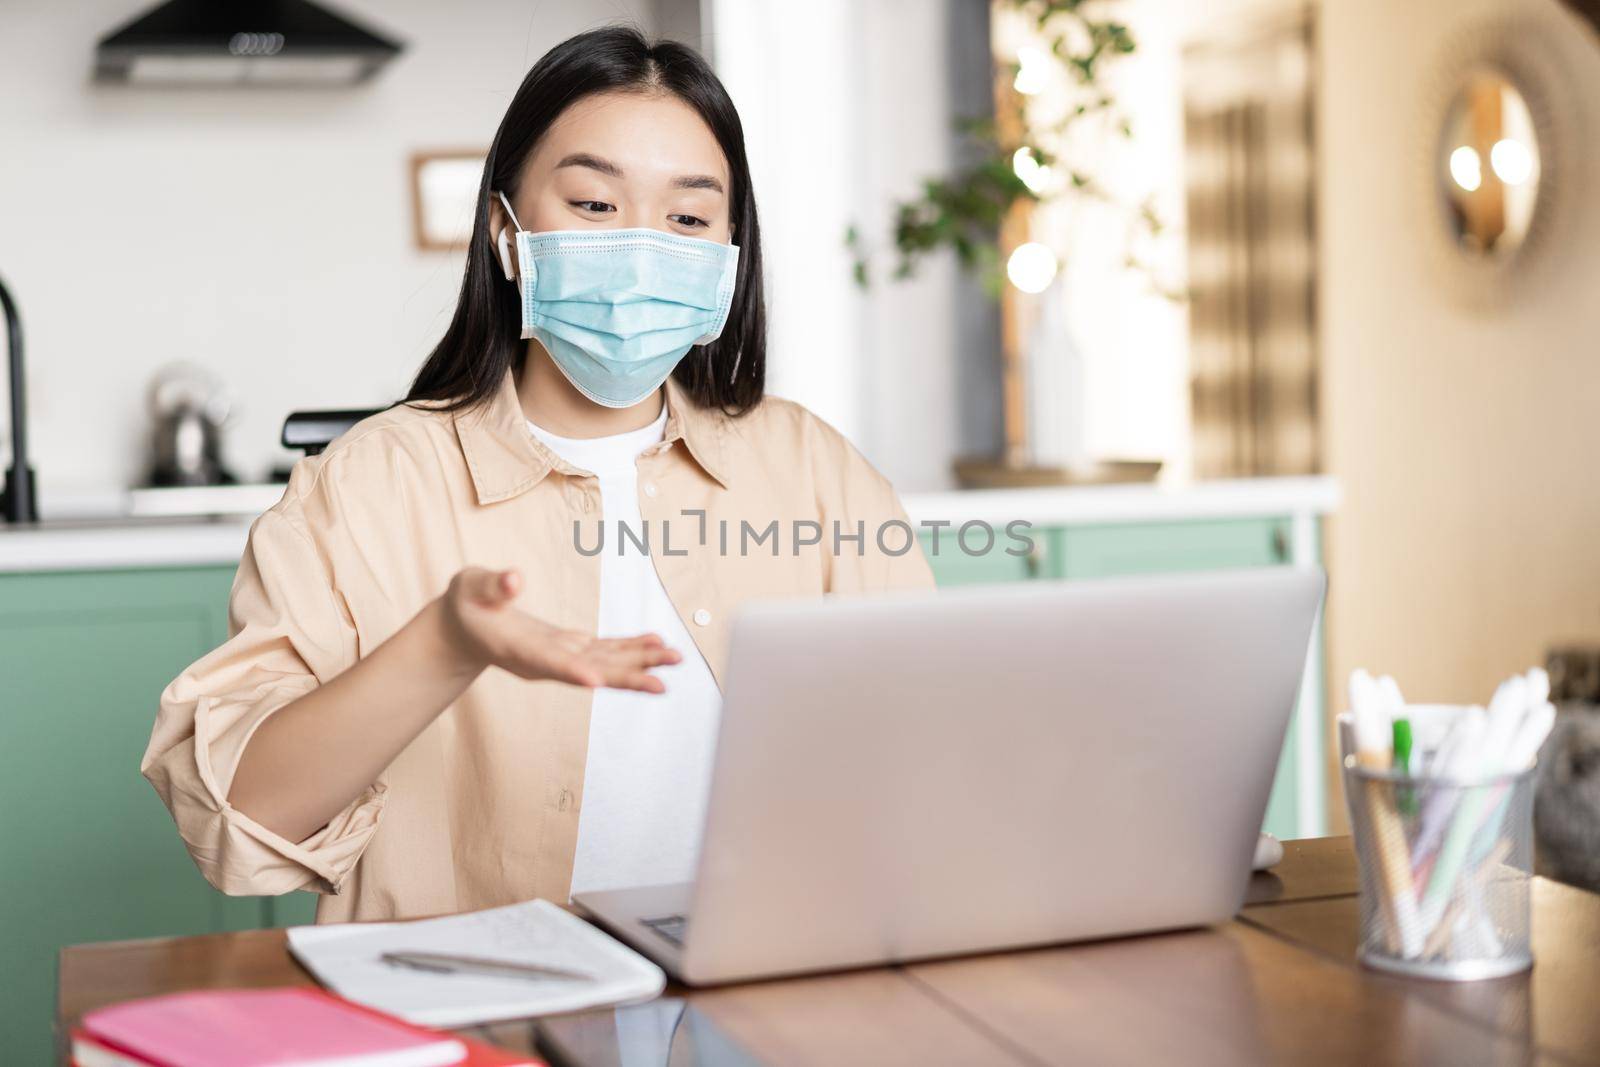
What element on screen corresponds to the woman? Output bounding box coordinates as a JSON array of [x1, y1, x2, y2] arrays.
[[143, 26, 931, 923]]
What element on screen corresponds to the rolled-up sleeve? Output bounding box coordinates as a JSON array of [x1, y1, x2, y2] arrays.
[[142, 502, 385, 896]]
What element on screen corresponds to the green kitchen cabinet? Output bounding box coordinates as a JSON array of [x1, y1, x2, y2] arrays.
[[918, 529, 1037, 585], [1051, 518, 1290, 578], [922, 517, 1290, 587], [0, 565, 266, 1061], [268, 891, 321, 927]]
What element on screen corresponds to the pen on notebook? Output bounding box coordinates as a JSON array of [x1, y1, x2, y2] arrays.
[[381, 951, 595, 983]]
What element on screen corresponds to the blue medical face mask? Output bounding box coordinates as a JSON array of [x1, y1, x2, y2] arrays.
[[496, 192, 741, 409]]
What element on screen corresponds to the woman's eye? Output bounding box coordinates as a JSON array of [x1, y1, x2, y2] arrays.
[[571, 200, 615, 214], [670, 214, 709, 228]]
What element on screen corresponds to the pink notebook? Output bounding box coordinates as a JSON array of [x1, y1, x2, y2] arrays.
[[81, 988, 468, 1067]]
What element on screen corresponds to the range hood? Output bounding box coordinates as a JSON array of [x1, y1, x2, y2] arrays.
[[95, 0, 403, 86]]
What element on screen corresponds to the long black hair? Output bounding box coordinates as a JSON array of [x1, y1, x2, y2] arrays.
[[406, 26, 765, 414]]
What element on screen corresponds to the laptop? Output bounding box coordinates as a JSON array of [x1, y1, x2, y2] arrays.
[[573, 566, 1325, 985]]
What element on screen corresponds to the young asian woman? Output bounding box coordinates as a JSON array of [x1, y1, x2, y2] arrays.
[[142, 26, 932, 923]]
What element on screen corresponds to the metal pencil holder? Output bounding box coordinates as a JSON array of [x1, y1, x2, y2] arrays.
[[1341, 757, 1534, 980]]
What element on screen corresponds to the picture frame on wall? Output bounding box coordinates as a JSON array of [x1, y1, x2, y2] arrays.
[[409, 149, 488, 252]]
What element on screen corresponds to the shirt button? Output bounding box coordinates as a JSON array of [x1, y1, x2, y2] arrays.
[[643, 482, 659, 498], [693, 608, 712, 626]]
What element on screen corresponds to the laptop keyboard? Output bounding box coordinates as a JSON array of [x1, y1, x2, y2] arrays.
[[641, 913, 690, 947]]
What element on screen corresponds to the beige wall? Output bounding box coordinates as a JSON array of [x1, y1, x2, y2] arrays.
[[1318, 0, 1600, 749]]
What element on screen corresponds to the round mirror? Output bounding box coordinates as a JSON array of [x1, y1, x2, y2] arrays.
[[1437, 69, 1541, 258]]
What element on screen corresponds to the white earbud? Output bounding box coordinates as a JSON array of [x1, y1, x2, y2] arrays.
[[495, 227, 517, 282]]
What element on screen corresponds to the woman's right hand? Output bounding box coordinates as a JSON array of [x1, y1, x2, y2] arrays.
[[227, 565, 679, 843], [436, 567, 682, 692]]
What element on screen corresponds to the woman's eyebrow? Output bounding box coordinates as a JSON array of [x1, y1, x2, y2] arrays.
[[554, 154, 723, 195], [673, 174, 725, 194], [555, 152, 622, 177]]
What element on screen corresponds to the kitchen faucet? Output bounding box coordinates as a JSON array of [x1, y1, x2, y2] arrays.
[[1, 274, 37, 523]]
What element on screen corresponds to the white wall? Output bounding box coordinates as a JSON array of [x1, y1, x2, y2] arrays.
[[712, 0, 1196, 490], [707, 0, 869, 449], [0, 0, 652, 493], [707, 0, 1000, 491], [1021, 2, 1192, 476]]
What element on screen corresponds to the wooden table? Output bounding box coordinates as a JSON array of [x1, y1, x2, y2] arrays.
[[57, 838, 1598, 1066]]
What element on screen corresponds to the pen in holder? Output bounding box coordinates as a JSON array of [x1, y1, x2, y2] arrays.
[[1342, 756, 1534, 981]]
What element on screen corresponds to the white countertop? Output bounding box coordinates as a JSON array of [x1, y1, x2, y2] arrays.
[[903, 475, 1339, 527], [0, 517, 258, 573], [0, 476, 1339, 574]]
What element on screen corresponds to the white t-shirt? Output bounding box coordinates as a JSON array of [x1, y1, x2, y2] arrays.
[[526, 407, 724, 896]]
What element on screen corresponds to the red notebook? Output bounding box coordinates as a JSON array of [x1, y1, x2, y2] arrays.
[[73, 987, 541, 1067]]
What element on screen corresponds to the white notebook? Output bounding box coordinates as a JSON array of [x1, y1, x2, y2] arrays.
[[286, 898, 666, 1027]]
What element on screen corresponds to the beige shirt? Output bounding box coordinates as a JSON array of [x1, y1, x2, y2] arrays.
[[142, 371, 933, 922]]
